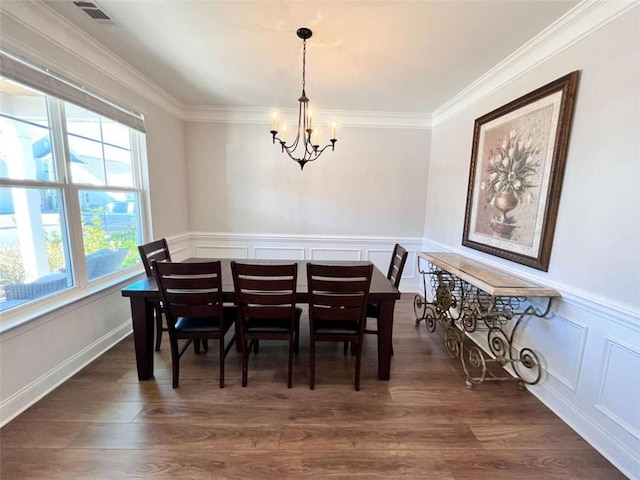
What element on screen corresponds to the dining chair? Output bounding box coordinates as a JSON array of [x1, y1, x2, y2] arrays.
[[231, 262, 301, 388], [364, 244, 408, 347], [344, 243, 408, 356], [138, 238, 171, 352], [154, 261, 237, 388], [307, 263, 373, 391]]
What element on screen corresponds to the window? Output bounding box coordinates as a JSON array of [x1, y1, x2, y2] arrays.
[[0, 57, 146, 313]]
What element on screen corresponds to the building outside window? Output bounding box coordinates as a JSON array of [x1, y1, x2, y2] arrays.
[[0, 68, 146, 312]]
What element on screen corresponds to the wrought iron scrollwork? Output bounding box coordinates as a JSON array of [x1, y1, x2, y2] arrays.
[[414, 255, 553, 389]]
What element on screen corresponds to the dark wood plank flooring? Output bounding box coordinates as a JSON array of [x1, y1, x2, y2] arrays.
[[0, 296, 625, 479]]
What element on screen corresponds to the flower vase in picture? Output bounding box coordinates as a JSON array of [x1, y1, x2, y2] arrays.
[[480, 129, 541, 240], [491, 191, 519, 238]]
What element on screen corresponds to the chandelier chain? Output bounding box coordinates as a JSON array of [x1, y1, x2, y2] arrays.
[[302, 39, 306, 91], [270, 27, 337, 170]]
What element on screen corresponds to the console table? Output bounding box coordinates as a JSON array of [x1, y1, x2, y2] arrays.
[[414, 252, 559, 389]]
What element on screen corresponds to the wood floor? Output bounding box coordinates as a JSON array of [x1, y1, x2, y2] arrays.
[[0, 296, 625, 479]]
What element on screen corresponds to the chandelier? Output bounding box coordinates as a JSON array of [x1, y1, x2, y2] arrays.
[[270, 27, 337, 170]]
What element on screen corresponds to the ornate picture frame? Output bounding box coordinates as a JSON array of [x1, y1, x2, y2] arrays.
[[462, 71, 579, 271]]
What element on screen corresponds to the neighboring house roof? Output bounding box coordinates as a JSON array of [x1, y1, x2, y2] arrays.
[[32, 136, 85, 163]]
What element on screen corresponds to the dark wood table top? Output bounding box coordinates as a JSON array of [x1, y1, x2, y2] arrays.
[[122, 258, 401, 302]]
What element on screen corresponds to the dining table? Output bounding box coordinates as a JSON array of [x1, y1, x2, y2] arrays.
[[121, 258, 402, 381]]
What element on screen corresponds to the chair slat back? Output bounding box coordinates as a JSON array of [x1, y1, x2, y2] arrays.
[[231, 262, 298, 322], [138, 238, 171, 277], [387, 244, 408, 288], [307, 264, 373, 326], [154, 261, 224, 327]]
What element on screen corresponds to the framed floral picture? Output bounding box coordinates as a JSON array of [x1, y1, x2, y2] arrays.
[[462, 71, 579, 271]]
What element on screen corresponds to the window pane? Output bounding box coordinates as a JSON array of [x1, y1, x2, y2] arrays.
[[65, 103, 102, 141], [0, 78, 57, 182], [68, 135, 106, 185], [79, 190, 141, 280], [0, 187, 71, 311], [66, 104, 135, 187], [102, 119, 131, 149], [104, 145, 133, 187]]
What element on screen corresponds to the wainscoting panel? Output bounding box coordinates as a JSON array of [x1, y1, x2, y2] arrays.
[[195, 245, 249, 259], [310, 248, 361, 261], [189, 233, 423, 293], [596, 338, 640, 439], [420, 238, 640, 477], [520, 312, 588, 392], [254, 246, 305, 260], [366, 248, 394, 274]]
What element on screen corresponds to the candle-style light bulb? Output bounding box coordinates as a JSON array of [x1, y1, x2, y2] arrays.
[[331, 121, 337, 139], [271, 111, 278, 131], [282, 123, 287, 142]]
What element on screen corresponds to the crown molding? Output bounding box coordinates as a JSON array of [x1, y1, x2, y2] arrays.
[[0, 0, 184, 119], [183, 106, 432, 129], [431, 0, 639, 127], [1, 0, 635, 130]]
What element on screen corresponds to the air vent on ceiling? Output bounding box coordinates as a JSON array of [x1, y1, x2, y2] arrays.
[[73, 1, 114, 24]]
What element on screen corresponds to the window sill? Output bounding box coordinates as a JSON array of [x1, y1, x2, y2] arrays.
[[0, 266, 145, 335]]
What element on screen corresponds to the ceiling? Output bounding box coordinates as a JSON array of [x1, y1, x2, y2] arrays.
[[41, 1, 579, 115]]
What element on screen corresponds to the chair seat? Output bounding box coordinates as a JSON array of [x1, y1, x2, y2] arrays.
[[175, 316, 221, 333], [175, 306, 236, 333], [315, 319, 359, 335], [246, 307, 302, 333]]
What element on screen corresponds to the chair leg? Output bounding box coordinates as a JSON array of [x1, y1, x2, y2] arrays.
[[219, 336, 225, 388], [287, 335, 294, 388], [343, 341, 349, 355], [154, 305, 163, 352], [242, 342, 249, 388], [294, 318, 300, 355], [193, 339, 201, 354], [202, 340, 209, 352], [310, 340, 316, 390], [170, 338, 180, 389], [354, 339, 362, 392]]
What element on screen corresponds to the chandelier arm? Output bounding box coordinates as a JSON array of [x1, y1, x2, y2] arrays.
[[270, 27, 336, 169]]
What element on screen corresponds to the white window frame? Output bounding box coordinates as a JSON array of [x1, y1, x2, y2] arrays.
[[0, 50, 149, 329]]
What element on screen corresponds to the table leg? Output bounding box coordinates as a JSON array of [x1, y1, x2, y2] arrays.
[[377, 299, 396, 380], [130, 296, 154, 380]]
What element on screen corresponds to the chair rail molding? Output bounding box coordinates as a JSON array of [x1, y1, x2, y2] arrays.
[[188, 232, 423, 293], [420, 237, 640, 478], [421, 238, 639, 328]]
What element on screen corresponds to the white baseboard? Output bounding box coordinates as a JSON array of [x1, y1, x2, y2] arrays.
[[0, 320, 132, 427], [420, 237, 640, 479], [529, 381, 639, 479]]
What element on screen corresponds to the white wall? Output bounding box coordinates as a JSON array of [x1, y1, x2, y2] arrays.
[[0, 7, 191, 424], [2, 1, 638, 477], [423, 7, 639, 476], [185, 122, 430, 237]]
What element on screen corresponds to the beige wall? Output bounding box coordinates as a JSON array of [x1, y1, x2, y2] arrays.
[[143, 106, 189, 238], [424, 9, 639, 308], [185, 122, 430, 237]]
